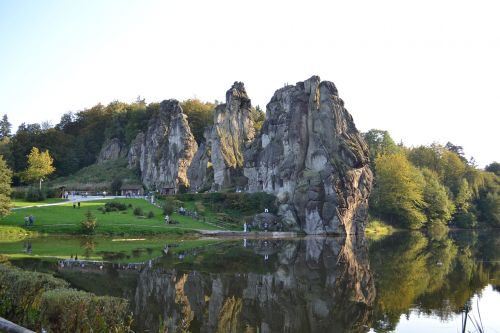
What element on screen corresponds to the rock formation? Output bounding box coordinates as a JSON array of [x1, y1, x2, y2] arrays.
[[97, 138, 127, 163], [95, 76, 371, 235], [188, 82, 255, 190], [244, 76, 372, 235], [127, 100, 197, 191]]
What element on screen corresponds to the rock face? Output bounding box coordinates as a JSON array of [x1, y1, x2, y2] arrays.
[[244, 76, 372, 235], [188, 82, 255, 190], [128, 100, 198, 191], [97, 138, 127, 163]]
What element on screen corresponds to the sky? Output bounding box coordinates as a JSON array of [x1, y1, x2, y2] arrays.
[[0, 0, 498, 167]]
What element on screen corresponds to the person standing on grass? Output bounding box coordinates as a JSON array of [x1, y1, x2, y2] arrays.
[[29, 215, 34, 226], [78, 201, 80, 208], [24, 215, 29, 226]]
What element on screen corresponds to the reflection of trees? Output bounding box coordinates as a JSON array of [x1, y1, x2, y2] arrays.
[[369, 231, 500, 331], [79, 237, 96, 259], [132, 236, 375, 333]]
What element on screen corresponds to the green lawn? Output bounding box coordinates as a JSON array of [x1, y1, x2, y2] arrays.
[[1, 198, 223, 236], [13, 198, 68, 207]]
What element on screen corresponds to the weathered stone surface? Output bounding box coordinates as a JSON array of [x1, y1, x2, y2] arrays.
[[97, 138, 127, 163], [188, 82, 255, 190], [128, 100, 198, 191], [186, 128, 213, 191], [251, 212, 280, 230], [244, 76, 372, 235]]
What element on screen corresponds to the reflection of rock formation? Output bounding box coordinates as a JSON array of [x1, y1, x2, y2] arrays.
[[132, 236, 374, 333]]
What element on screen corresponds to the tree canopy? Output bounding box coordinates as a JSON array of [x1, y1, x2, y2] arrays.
[[0, 156, 13, 217], [22, 147, 56, 189]]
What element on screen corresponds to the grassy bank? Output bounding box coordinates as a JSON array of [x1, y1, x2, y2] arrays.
[[1, 198, 222, 236], [0, 226, 35, 241]]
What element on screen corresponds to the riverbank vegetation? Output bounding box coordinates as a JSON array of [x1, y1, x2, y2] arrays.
[[363, 129, 499, 231], [0, 263, 131, 332]]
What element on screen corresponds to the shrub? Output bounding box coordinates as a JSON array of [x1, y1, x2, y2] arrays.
[[110, 178, 123, 195], [80, 210, 97, 234], [147, 211, 154, 219], [0, 264, 69, 329], [163, 204, 174, 216], [25, 187, 46, 202], [104, 201, 128, 212], [40, 288, 131, 333], [133, 207, 144, 216], [10, 187, 26, 199], [45, 187, 60, 199]]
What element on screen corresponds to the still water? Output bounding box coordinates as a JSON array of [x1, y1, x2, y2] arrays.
[[1, 231, 499, 333]]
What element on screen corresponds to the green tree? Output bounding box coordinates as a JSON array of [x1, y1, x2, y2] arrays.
[[362, 129, 399, 161], [485, 162, 500, 176], [251, 105, 266, 133], [0, 156, 13, 216], [0, 114, 12, 139], [373, 153, 427, 229], [181, 99, 215, 144], [421, 169, 455, 226], [453, 179, 477, 228], [22, 147, 56, 190]]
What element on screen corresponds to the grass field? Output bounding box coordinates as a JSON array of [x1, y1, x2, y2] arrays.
[[0, 198, 223, 236]]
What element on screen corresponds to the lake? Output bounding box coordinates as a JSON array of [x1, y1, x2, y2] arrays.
[[1, 230, 499, 333]]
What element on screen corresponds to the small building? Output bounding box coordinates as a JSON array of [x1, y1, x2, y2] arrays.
[[121, 185, 144, 197], [161, 187, 176, 196]]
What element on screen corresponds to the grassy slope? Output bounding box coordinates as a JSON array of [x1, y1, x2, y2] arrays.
[[46, 158, 141, 191], [0, 198, 222, 236]]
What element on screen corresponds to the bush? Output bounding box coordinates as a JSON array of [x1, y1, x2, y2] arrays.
[[163, 204, 174, 216], [147, 211, 154, 219], [25, 187, 46, 202], [110, 178, 123, 195], [104, 201, 128, 212], [11, 188, 26, 199], [201, 192, 277, 214], [80, 210, 97, 234], [133, 207, 144, 216], [40, 288, 131, 333], [45, 187, 60, 199], [0, 264, 69, 329]]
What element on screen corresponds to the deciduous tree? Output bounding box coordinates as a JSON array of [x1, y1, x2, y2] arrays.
[[22, 147, 56, 190]]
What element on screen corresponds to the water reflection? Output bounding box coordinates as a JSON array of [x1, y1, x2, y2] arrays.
[[2, 230, 499, 332], [132, 235, 375, 333]]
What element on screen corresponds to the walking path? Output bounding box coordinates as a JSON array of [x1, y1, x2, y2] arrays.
[[12, 196, 121, 210]]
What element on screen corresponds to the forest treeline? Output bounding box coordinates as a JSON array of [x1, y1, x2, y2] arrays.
[[0, 100, 497, 229], [363, 130, 499, 229]]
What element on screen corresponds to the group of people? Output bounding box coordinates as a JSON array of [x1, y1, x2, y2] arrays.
[[24, 214, 35, 226]]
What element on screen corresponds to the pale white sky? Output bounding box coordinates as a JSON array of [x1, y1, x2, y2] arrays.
[[1, 0, 498, 166]]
